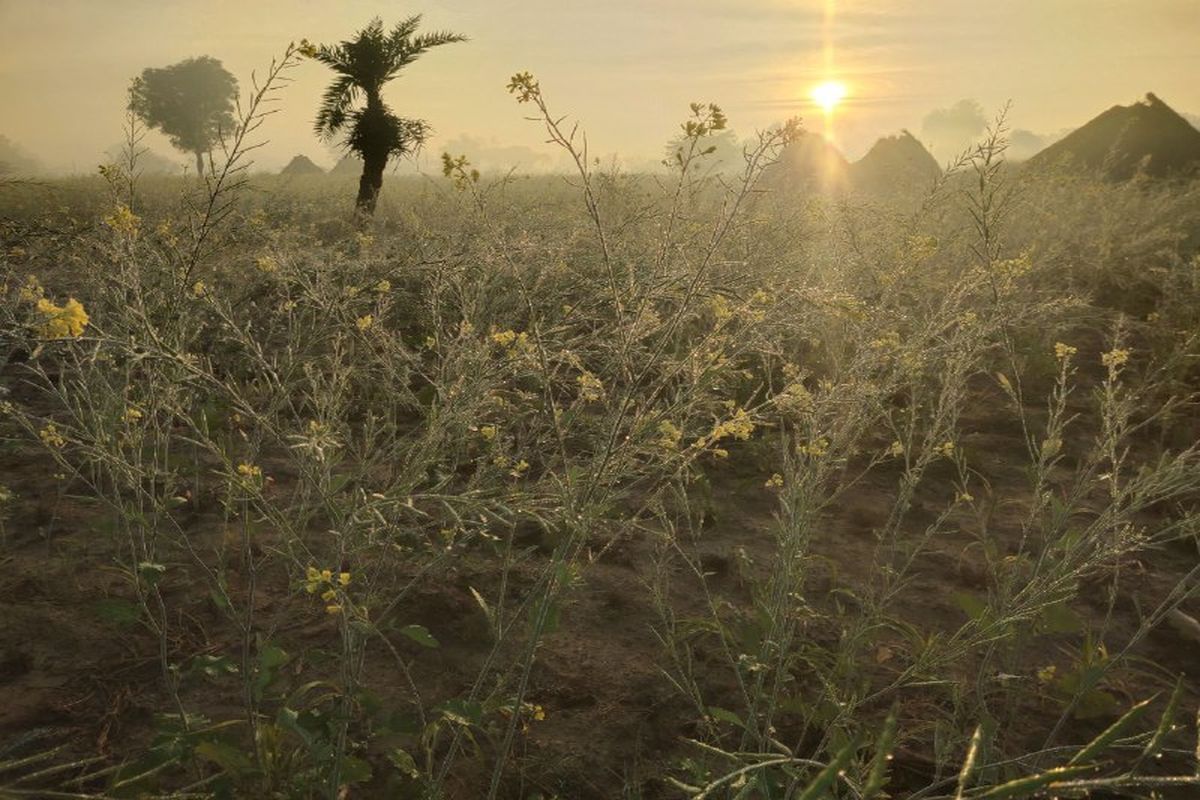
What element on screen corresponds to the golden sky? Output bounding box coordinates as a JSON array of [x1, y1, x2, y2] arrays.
[[1, 0, 1198, 172]]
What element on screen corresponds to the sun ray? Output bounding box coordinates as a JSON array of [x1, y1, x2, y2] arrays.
[[814, 0, 846, 144]]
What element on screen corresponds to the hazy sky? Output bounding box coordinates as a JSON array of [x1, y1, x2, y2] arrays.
[[2, 0, 1198, 173]]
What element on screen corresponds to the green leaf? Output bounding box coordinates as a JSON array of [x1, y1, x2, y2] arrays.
[[1069, 697, 1154, 765], [399, 624, 438, 648], [1040, 602, 1083, 634], [1141, 677, 1183, 761], [356, 688, 383, 719], [975, 765, 1095, 799], [94, 598, 142, 627], [863, 705, 899, 799], [953, 591, 988, 622], [387, 747, 419, 779], [338, 754, 373, 785], [259, 643, 288, 670], [195, 740, 252, 775], [382, 711, 421, 736], [1073, 688, 1120, 720], [138, 562, 167, 587], [797, 733, 861, 800], [276, 707, 319, 751], [209, 586, 232, 613], [954, 725, 984, 800], [253, 643, 289, 699], [532, 595, 562, 635], [706, 706, 745, 730], [437, 698, 483, 727], [327, 474, 353, 495]]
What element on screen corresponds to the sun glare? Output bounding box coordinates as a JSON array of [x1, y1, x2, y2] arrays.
[[811, 80, 847, 112]]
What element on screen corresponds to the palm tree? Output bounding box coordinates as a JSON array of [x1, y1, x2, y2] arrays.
[[307, 17, 466, 216]]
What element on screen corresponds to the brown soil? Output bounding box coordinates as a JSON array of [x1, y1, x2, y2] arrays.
[[2, 355, 1198, 799]]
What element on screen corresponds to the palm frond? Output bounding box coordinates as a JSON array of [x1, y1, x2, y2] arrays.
[[391, 30, 470, 74], [386, 15, 423, 55], [312, 44, 352, 74], [408, 31, 471, 52], [314, 76, 358, 139]]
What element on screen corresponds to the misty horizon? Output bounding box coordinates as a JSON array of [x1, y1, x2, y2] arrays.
[[3, 0, 1200, 175]]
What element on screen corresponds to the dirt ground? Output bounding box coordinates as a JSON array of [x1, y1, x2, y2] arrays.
[[2, 349, 1199, 799]]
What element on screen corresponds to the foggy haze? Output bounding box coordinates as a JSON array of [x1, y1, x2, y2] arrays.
[[2, 0, 1199, 174]]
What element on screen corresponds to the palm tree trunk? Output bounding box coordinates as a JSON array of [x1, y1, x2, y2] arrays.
[[355, 152, 387, 217], [354, 91, 389, 218], [194, 150, 204, 178]]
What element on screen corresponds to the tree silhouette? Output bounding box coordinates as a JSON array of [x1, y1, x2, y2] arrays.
[[130, 57, 238, 177], [663, 129, 745, 174], [920, 99, 986, 160], [306, 17, 466, 216], [0, 134, 42, 177]]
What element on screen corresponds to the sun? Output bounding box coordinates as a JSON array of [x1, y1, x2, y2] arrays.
[[810, 81, 848, 113]]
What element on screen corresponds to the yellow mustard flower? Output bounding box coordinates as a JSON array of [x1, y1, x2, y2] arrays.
[[711, 409, 755, 443], [774, 382, 814, 416], [155, 218, 177, 245], [1053, 342, 1077, 360], [577, 371, 604, 403], [103, 204, 140, 238], [655, 420, 682, 451], [18, 275, 43, 302], [305, 567, 321, 592], [39, 423, 66, 448], [798, 437, 828, 458], [1101, 348, 1130, 369], [1041, 437, 1062, 459], [710, 294, 733, 323], [236, 463, 262, 480], [36, 297, 89, 339]]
